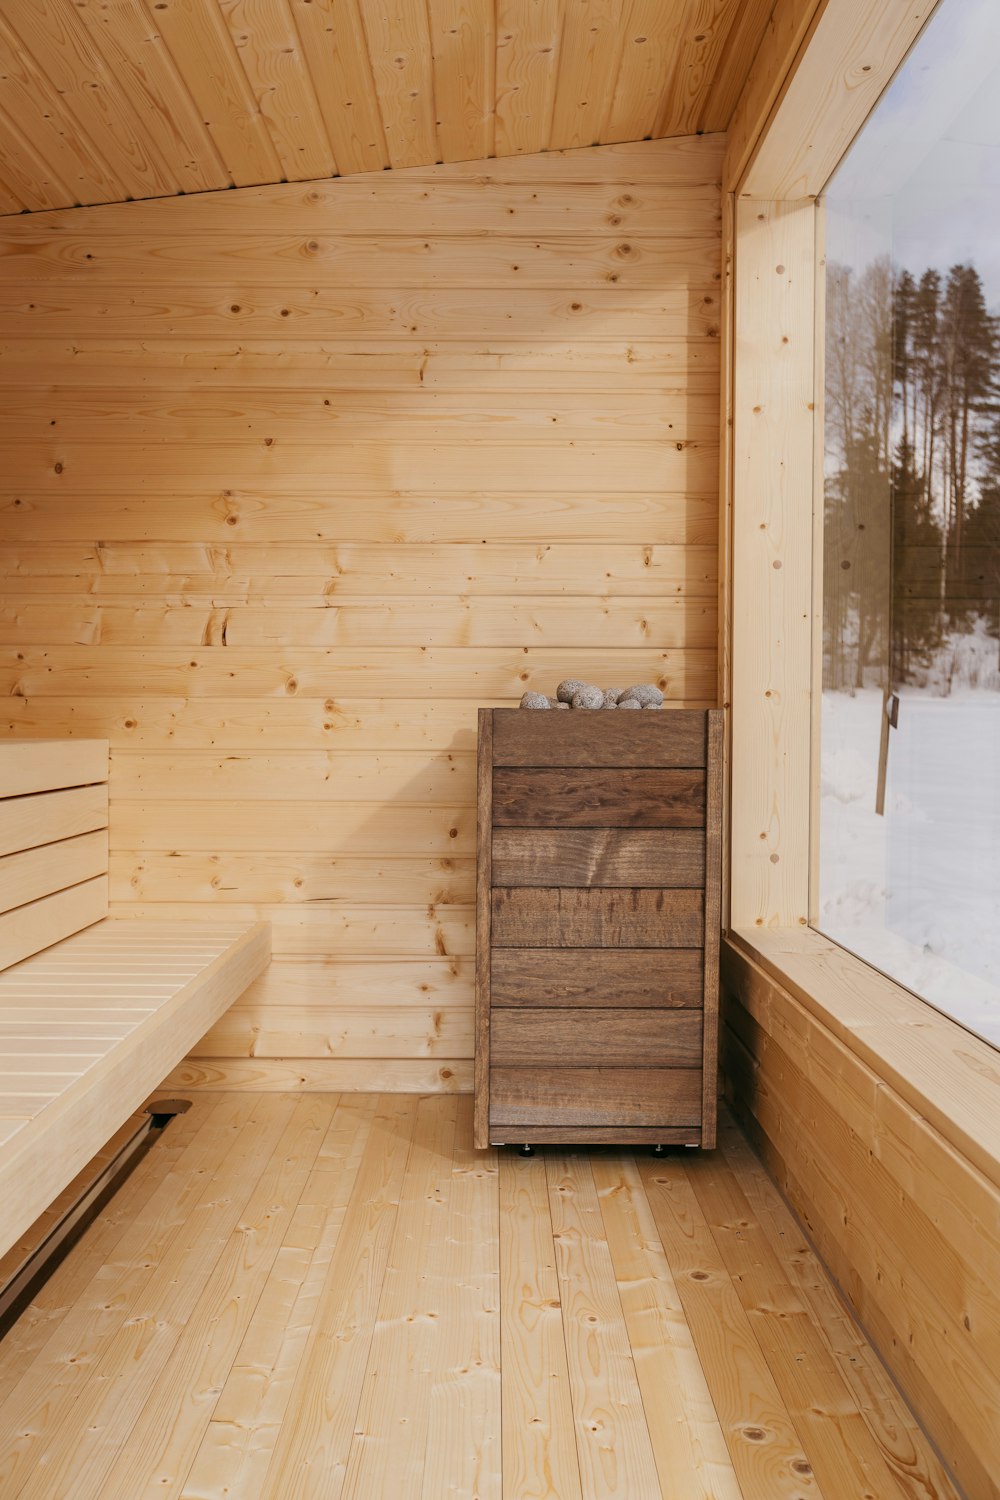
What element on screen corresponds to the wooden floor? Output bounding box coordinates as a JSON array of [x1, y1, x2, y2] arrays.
[[0, 1093, 960, 1500]]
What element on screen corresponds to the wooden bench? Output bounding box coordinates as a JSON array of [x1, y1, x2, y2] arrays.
[[0, 739, 270, 1260]]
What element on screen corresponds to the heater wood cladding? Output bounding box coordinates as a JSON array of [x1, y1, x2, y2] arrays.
[[475, 707, 722, 1148]]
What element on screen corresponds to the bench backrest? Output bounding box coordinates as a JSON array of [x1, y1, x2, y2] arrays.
[[0, 740, 110, 969]]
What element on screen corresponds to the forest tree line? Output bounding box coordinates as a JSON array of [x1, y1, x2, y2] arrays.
[[824, 257, 1000, 691]]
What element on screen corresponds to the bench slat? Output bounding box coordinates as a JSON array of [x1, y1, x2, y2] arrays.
[[0, 918, 271, 1259], [0, 784, 108, 859], [0, 877, 108, 970], [0, 740, 108, 799], [0, 830, 109, 916]]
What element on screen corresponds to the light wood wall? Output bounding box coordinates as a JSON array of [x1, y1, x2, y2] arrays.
[[0, 136, 723, 1092], [722, 935, 1000, 1500]]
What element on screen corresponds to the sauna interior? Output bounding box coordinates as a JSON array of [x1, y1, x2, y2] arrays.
[[1, 1, 999, 1496]]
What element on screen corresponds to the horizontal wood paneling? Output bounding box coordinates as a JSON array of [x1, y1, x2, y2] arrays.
[[490, 1066, 702, 1127], [163, 1057, 472, 1092], [491, 828, 705, 887], [492, 768, 706, 826], [0, 876, 107, 970], [723, 933, 1000, 1500], [0, 831, 108, 916], [491, 1008, 703, 1067], [0, 784, 108, 858], [1, 138, 721, 1076], [491, 889, 704, 948], [0, 737, 107, 796], [492, 706, 709, 765], [491, 948, 704, 1006]]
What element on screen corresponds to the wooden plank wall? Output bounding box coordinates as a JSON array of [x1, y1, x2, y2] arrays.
[[0, 136, 723, 1092], [722, 936, 1000, 1500]]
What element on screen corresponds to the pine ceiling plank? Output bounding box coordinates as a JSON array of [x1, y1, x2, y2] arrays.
[[357, 0, 440, 169], [699, 0, 775, 133], [151, 0, 283, 186], [71, 0, 230, 196], [656, 0, 744, 139], [0, 170, 23, 217], [0, 109, 74, 211], [602, 0, 689, 144], [6, 0, 181, 200], [218, 0, 338, 181], [494, 0, 563, 157], [428, 0, 496, 163], [549, 0, 627, 150], [0, 12, 121, 205], [288, 0, 388, 174]]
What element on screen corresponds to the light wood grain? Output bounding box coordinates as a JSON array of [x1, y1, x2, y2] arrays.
[[181, 1092, 379, 1499], [545, 1151, 663, 1496], [7, 1096, 296, 1500], [257, 1093, 418, 1500], [723, 929, 1000, 1499], [0, 877, 108, 970], [499, 1148, 583, 1498], [0, 1092, 965, 1500], [0, 917, 270, 1259], [0, 830, 108, 916], [1, 137, 721, 1079], [729, 198, 815, 927], [592, 1152, 743, 1500], [722, 0, 825, 193], [739, 0, 939, 200], [164, 1056, 472, 1092], [0, 737, 107, 796], [339, 1093, 461, 1496], [639, 1155, 821, 1498], [0, 783, 106, 859]]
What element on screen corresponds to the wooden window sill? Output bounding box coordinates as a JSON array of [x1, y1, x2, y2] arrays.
[[724, 925, 1000, 1191]]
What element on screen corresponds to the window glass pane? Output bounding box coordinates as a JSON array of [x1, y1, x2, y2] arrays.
[[818, 0, 1000, 1047]]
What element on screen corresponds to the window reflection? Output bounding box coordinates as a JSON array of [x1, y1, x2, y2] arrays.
[[818, 0, 1000, 1046]]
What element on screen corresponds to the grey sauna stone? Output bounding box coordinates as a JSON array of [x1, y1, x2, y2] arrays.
[[618, 697, 642, 709], [602, 688, 620, 709], [553, 701, 570, 710], [620, 683, 664, 708], [519, 691, 551, 709], [571, 685, 605, 710], [556, 678, 587, 703], [643, 702, 663, 709]]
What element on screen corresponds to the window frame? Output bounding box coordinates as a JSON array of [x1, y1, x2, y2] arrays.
[[723, 0, 1000, 1173]]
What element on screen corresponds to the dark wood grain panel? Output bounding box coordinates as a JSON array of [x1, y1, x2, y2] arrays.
[[474, 707, 492, 1148], [491, 887, 703, 948], [492, 768, 705, 827], [486, 1126, 701, 1145], [492, 827, 705, 887], [491, 948, 704, 1007], [492, 709, 708, 767], [490, 1066, 702, 1127], [701, 707, 724, 1148], [491, 1008, 703, 1067]]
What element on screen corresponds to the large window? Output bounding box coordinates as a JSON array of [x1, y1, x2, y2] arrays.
[[818, 0, 1000, 1047]]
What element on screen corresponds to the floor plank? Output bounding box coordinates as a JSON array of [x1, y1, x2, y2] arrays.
[[592, 1152, 743, 1500], [180, 1093, 378, 1499], [499, 1150, 582, 1500], [0, 1093, 965, 1500], [637, 1152, 824, 1500], [719, 1115, 960, 1500], [256, 1093, 418, 1500], [546, 1152, 662, 1499]]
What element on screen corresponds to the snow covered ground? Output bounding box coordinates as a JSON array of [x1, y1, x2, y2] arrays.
[[819, 688, 1000, 1048]]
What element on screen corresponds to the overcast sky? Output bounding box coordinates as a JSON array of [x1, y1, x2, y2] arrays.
[[827, 0, 1000, 301]]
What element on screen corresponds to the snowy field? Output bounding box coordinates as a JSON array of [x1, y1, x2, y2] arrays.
[[819, 688, 1000, 1047]]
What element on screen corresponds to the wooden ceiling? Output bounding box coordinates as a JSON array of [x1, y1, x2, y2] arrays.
[[0, 0, 772, 215]]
